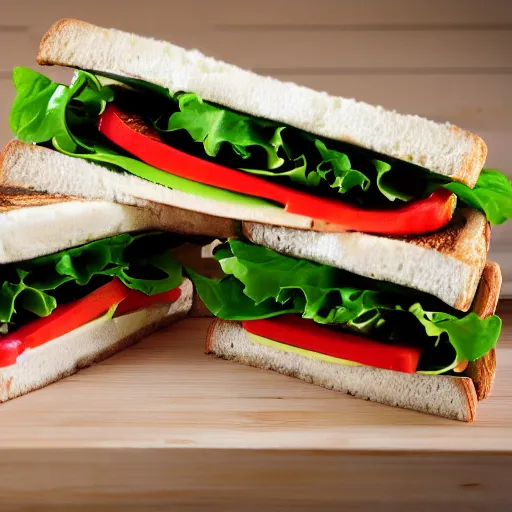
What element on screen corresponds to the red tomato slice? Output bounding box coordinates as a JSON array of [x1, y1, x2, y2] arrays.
[[242, 315, 422, 373], [114, 287, 181, 317], [0, 339, 24, 369], [0, 280, 181, 368], [1, 279, 129, 354], [98, 104, 456, 235]]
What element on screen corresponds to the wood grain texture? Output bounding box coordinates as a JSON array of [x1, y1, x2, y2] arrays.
[[0, 451, 511, 511], [1, 0, 511, 27], [0, 311, 510, 449], [0, 307, 511, 509]]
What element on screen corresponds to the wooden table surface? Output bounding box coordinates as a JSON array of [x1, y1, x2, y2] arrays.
[[1, 305, 511, 511]]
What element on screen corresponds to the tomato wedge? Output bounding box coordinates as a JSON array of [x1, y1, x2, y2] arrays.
[[98, 104, 456, 235], [242, 315, 422, 373], [0, 279, 181, 368]]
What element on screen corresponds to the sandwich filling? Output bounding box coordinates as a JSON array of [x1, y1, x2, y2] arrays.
[[9, 68, 512, 235], [0, 232, 184, 368], [189, 239, 502, 375]]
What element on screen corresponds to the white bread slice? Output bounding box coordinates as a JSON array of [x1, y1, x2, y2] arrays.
[[37, 18, 487, 187], [0, 190, 234, 265], [244, 208, 490, 312], [0, 140, 330, 233], [0, 279, 192, 402], [205, 262, 501, 422], [206, 319, 477, 422]]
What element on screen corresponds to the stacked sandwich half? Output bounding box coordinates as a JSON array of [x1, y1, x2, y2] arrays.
[[2, 18, 511, 420]]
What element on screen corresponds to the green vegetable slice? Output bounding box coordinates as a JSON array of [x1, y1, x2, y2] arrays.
[[441, 169, 512, 225]]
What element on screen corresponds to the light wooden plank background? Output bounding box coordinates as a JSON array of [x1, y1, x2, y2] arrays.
[[1, 0, 511, 293]]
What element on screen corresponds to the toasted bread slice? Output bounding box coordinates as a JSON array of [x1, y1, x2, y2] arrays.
[[243, 209, 490, 311], [37, 18, 486, 186], [0, 139, 332, 233], [0, 141, 237, 264], [205, 263, 501, 422], [0, 193, 234, 266]]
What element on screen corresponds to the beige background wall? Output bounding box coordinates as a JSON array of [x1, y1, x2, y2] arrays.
[[1, 0, 511, 294]]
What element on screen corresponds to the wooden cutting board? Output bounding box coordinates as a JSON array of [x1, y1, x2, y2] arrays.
[[1, 307, 511, 511]]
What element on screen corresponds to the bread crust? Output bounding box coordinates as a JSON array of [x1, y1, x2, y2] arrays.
[[465, 261, 502, 400], [0, 140, 80, 198], [36, 18, 486, 186], [396, 209, 490, 311], [0, 142, 80, 210], [450, 126, 488, 189], [0, 190, 75, 211]]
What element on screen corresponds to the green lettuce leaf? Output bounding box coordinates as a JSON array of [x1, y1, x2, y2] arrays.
[[9, 67, 111, 153], [441, 169, 512, 225], [0, 233, 183, 325], [164, 92, 285, 169], [10, 68, 270, 209], [409, 304, 502, 373], [159, 91, 413, 202], [9, 68, 511, 223], [188, 240, 501, 372]]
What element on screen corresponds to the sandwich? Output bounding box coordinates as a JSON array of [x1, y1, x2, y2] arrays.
[[3, 19, 510, 419], [0, 184, 230, 402], [4, 18, 511, 241], [191, 237, 501, 422]]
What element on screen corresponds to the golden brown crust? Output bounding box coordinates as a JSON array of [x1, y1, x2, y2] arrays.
[[0, 139, 16, 186], [471, 261, 502, 319], [0, 140, 79, 209], [465, 261, 502, 400], [0, 190, 74, 211], [397, 209, 490, 311], [449, 127, 488, 188], [37, 18, 82, 66], [205, 319, 220, 354], [457, 377, 477, 423], [0, 140, 34, 188], [466, 349, 496, 402], [394, 209, 485, 253]]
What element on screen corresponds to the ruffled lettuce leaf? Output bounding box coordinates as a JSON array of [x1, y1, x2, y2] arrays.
[[9, 67, 112, 152], [409, 304, 502, 373], [160, 92, 408, 202], [441, 169, 512, 225], [9, 68, 269, 208], [9, 67, 512, 222], [164, 92, 285, 169], [188, 240, 501, 373], [0, 233, 183, 325]]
